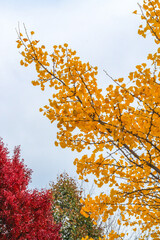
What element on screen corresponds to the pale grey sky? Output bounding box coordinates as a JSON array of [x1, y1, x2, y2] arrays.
[[0, 0, 154, 189]]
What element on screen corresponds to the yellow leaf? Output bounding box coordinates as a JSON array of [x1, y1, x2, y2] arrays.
[[133, 10, 137, 14], [20, 60, 24, 65]]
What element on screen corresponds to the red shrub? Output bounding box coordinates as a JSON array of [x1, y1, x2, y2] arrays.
[[0, 139, 61, 240]]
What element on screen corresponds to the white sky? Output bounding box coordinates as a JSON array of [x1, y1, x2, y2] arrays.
[[0, 0, 155, 189]]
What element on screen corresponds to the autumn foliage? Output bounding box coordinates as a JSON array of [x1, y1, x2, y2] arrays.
[[0, 139, 61, 240], [17, 0, 160, 239]]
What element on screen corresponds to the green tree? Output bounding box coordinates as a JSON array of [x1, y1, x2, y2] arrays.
[[50, 173, 103, 240]]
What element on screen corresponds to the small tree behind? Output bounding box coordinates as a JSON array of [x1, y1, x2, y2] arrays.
[[50, 172, 103, 240]]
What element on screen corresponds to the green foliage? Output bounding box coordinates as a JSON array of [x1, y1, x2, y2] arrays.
[[50, 173, 103, 240]]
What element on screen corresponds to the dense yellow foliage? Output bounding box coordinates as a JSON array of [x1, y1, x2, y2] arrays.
[[17, 1, 160, 239]]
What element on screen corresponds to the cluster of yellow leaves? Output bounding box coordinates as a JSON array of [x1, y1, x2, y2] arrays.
[[135, 0, 160, 43], [81, 237, 102, 240], [17, 1, 160, 238], [81, 230, 125, 240]]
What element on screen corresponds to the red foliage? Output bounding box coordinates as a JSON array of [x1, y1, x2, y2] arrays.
[[0, 139, 61, 240]]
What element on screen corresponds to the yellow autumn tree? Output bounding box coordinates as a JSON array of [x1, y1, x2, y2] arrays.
[[17, 0, 160, 239]]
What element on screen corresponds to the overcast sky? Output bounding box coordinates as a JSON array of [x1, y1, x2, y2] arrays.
[[0, 0, 155, 190]]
